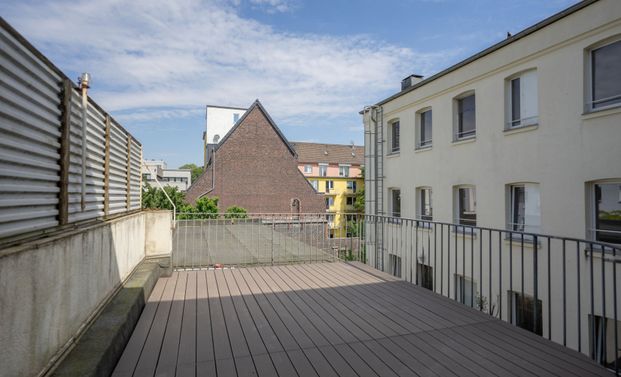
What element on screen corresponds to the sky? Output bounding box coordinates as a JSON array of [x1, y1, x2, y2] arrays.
[[1, 0, 578, 168]]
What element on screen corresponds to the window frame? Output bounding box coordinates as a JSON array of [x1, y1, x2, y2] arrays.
[[455, 275, 477, 308], [454, 185, 476, 227], [505, 69, 539, 130], [303, 164, 312, 174], [508, 290, 543, 336], [585, 36, 621, 113], [318, 164, 328, 177], [453, 92, 476, 141], [416, 186, 433, 222], [389, 119, 400, 153], [346, 180, 357, 192], [416, 108, 433, 149], [339, 164, 350, 177], [507, 182, 541, 235], [390, 188, 401, 218], [588, 179, 621, 245]]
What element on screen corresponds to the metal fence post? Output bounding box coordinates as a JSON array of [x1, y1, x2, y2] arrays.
[[103, 115, 111, 216], [57, 79, 72, 225]]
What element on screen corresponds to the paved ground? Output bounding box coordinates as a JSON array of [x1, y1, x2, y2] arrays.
[[112, 262, 609, 377]]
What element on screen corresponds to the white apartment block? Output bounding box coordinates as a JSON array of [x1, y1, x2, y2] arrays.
[[363, 0, 621, 365], [204, 105, 247, 166], [142, 160, 192, 191]]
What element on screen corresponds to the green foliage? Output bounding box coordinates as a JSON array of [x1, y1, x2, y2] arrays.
[[142, 184, 185, 210], [178, 196, 220, 219], [354, 167, 365, 213], [178, 163, 204, 182], [600, 210, 621, 220], [225, 206, 248, 219]]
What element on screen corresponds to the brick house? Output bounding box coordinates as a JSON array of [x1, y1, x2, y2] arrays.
[[185, 100, 324, 213]]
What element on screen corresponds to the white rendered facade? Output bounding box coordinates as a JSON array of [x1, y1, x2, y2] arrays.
[[205, 105, 246, 144], [364, 0, 621, 363], [142, 160, 192, 191]]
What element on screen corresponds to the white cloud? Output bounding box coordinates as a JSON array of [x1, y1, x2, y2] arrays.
[[1, 0, 461, 125], [248, 0, 293, 13]]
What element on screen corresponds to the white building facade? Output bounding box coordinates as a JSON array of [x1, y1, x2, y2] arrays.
[[364, 0, 621, 367], [204, 105, 247, 167], [142, 160, 192, 191]]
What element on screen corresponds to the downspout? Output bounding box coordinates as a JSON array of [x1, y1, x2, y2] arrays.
[[79, 73, 90, 211]]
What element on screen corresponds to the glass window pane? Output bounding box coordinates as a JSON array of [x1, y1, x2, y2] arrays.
[[392, 121, 400, 151], [458, 95, 476, 137], [595, 183, 621, 243], [592, 40, 621, 109], [392, 189, 401, 217], [458, 187, 476, 226], [420, 110, 432, 146], [511, 78, 521, 125], [512, 185, 525, 231]]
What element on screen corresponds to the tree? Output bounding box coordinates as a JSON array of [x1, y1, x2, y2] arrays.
[[225, 205, 248, 219], [178, 196, 219, 219], [354, 167, 365, 213], [179, 163, 204, 183], [142, 183, 185, 210]]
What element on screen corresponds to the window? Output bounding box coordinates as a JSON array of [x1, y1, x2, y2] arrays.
[[589, 315, 621, 367], [325, 197, 334, 210], [233, 113, 240, 123], [417, 264, 433, 290], [416, 187, 432, 221], [417, 109, 432, 148], [455, 186, 476, 226], [509, 183, 541, 233], [319, 164, 328, 177], [592, 182, 621, 244], [304, 164, 312, 174], [326, 180, 334, 193], [509, 291, 542, 335], [347, 181, 357, 192], [455, 275, 477, 308], [455, 94, 476, 140], [339, 165, 350, 177], [346, 196, 354, 206], [588, 39, 621, 111], [390, 189, 401, 217], [389, 254, 402, 278], [390, 120, 400, 153], [506, 70, 538, 129], [310, 180, 318, 191]]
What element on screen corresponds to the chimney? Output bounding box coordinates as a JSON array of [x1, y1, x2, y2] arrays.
[[401, 74, 424, 91]]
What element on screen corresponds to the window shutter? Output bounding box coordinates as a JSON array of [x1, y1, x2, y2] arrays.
[[520, 70, 538, 125]]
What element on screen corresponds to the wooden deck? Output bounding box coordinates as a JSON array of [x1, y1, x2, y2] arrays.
[[112, 262, 609, 377]]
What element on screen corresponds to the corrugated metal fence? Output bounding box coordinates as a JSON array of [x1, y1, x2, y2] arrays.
[[0, 18, 142, 240]]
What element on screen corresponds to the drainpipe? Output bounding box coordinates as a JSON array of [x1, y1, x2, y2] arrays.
[[78, 73, 90, 211]]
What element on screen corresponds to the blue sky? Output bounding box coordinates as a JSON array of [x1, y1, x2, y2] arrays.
[[1, 0, 577, 168]]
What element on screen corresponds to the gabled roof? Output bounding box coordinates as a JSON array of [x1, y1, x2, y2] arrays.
[[291, 142, 364, 165], [364, 0, 598, 110], [215, 99, 298, 158]]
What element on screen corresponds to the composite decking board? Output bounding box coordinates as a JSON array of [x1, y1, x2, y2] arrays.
[[330, 263, 486, 326], [196, 270, 215, 363], [222, 269, 270, 357], [114, 263, 609, 376], [266, 264, 358, 345], [291, 264, 410, 336], [154, 271, 188, 376], [478, 321, 611, 377], [236, 268, 303, 352], [112, 277, 168, 376], [254, 266, 334, 348], [229, 268, 285, 354], [248, 267, 316, 349], [176, 271, 197, 377], [205, 270, 235, 362], [275, 265, 379, 341], [214, 270, 253, 360], [300, 263, 438, 334], [133, 271, 179, 377]]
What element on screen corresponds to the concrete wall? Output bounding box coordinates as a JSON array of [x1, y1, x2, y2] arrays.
[[0, 210, 173, 377], [144, 211, 173, 257]]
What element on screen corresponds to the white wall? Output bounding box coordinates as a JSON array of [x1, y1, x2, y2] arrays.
[[0, 211, 172, 377], [206, 106, 246, 144]]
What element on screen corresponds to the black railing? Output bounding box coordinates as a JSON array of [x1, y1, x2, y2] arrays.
[[363, 214, 620, 374]]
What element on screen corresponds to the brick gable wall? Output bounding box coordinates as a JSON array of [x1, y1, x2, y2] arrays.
[[185, 105, 325, 213]]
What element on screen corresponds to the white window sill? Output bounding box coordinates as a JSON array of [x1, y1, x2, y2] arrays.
[[415, 145, 432, 152], [386, 151, 400, 158], [582, 104, 621, 120], [452, 136, 476, 145], [504, 123, 538, 135]]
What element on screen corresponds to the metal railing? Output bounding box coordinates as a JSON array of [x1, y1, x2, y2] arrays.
[[364, 214, 620, 374], [172, 212, 364, 269]]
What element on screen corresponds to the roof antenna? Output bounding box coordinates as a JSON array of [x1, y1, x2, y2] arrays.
[[507, 31, 512, 38]]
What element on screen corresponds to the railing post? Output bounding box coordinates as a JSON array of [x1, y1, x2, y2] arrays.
[[103, 116, 110, 216], [533, 235, 539, 336], [126, 135, 131, 210], [58, 79, 72, 225]]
